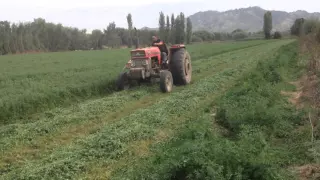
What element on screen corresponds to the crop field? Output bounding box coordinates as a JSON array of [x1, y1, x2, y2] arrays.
[[0, 40, 271, 125], [0, 39, 311, 179]]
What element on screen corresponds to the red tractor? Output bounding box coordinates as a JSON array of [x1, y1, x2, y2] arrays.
[[116, 33, 192, 93]]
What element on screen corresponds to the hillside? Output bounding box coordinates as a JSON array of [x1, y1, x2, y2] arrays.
[[189, 6, 320, 32]]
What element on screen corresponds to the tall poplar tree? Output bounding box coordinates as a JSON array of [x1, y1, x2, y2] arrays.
[[186, 17, 192, 44], [159, 12, 165, 39], [126, 13, 133, 47], [263, 11, 272, 39]]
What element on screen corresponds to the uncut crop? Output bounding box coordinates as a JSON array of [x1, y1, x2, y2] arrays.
[[0, 40, 271, 124]]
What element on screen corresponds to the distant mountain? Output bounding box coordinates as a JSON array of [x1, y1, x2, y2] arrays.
[[140, 27, 158, 31], [188, 6, 320, 32]]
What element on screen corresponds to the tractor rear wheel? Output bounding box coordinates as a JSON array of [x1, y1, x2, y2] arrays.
[[116, 72, 130, 91], [170, 48, 192, 85], [159, 70, 173, 93]]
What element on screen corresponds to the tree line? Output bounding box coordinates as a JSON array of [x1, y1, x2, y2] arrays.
[[262, 10, 320, 41], [0, 19, 92, 55], [290, 17, 320, 41], [125, 12, 193, 48], [0, 12, 194, 55], [0, 11, 271, 55], [2, 10, 309, 55], [0, 18, 153, 55]]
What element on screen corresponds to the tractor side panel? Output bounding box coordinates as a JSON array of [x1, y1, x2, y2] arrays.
[[147, 51, 161, 65]]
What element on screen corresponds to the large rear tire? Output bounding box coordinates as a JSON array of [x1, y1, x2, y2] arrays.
[[116, 72, 130, 91], [160, 70, 173, 93], [170, 48, 192, 85]]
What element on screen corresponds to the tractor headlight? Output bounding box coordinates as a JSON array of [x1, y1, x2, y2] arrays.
[[142, 59, 148, 65], [125, 60, 132, 69]]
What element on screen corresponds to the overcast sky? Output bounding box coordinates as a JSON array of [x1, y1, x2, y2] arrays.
[[0, 0, 318, 32]]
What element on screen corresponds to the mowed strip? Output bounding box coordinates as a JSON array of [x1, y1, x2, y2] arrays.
[[1, 40, 294, 179], [0, 40, 274, 172]]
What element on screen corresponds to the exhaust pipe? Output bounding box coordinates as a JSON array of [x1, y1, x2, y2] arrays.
[[134, 27, 139, 49]]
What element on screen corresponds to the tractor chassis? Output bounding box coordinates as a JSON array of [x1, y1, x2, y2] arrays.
[[117, 66, 172, 92], [127, 67, 162, 80]]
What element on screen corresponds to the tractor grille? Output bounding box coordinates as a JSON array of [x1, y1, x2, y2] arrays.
[[131, 50, 146, 57], [132, 59, 145, 67]]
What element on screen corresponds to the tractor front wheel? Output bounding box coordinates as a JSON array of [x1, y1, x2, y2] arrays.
[[116, 72, 130, 91], [159, 70, 173, 93]]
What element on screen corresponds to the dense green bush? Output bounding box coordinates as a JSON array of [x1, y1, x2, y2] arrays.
[[303, 19, 320, 35], [232, 29, 248, 40], [191, 35, 203, 42], [291, 18, 320, 37], [273, 31, 282, 39], [316, 27, 320, 43], [291, 18, 305, 36], [232, 32, 248, 40], [192, 30, 215, 41]]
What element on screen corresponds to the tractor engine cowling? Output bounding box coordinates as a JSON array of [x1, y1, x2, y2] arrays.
[[130, 59, 149, 68], [129, 50, 149, 68], [127, 58, 151, 79], [126, 47, 161, 80]]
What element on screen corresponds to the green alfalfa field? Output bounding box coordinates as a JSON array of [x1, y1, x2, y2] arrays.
[[0, 39, 314, 179]]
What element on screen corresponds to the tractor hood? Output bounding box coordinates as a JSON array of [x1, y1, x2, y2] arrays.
[[130, 47, 160, 59], [130, 46, 160, 53]]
